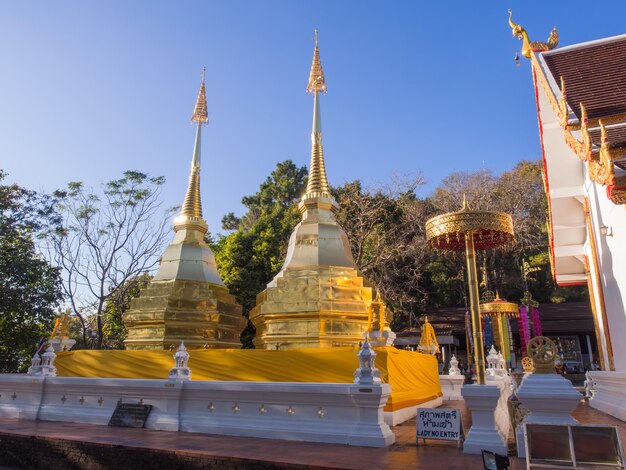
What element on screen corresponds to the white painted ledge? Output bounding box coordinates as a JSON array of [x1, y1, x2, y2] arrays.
[[0, 375, 395, 448]]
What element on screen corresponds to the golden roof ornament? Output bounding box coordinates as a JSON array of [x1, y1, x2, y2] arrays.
[[302, 29, 333, 204], [368, 291, 389, 332], [176, 68, 209, 230], [508, 9, 558, 58], [306, 29, 327, 94], [191, 66, 209, 125]]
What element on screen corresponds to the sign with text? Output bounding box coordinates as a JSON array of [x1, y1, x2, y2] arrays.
[[416, 408, 463, 444], [108, 403, 152, 428]]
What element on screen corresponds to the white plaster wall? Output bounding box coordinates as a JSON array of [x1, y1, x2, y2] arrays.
[[587, 178, 626, 372], [0, 375, 396, 447]]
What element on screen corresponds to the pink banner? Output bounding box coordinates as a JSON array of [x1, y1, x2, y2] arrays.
[[518, 307, 530, 356], [532, 307, 542, 337]]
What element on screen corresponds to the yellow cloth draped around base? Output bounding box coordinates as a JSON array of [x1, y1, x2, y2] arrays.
[[55, 346, 442, 412]]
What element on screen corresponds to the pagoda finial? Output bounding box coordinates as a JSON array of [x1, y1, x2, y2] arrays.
[[302, 30, 332, 202], [176, 70, 208, 231], [306, 29, 327, 94], [191, 66, 209, 125]]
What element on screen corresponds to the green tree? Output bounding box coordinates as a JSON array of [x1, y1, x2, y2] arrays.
[[212, 160, 307, 347], [333, 175, 431, 329], [426, 161, 586, 307], [0, 170, 62, 372], [102, 272, 152, 349], [43, 171, 173, 349]]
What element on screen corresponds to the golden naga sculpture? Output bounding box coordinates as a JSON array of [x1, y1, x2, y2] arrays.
[[508, 9, 558, 58]]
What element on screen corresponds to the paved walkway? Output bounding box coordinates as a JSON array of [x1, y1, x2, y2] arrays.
[[0, 400, 623, 469]]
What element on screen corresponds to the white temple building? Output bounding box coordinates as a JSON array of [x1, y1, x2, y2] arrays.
[[517, 28, 626, 419]]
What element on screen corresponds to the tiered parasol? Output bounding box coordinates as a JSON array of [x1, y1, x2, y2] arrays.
[[480, 295, 518, 365], [425, 198, 514, 384]]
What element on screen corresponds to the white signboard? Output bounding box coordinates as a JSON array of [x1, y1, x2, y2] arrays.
[[416, 408, 463, 444]]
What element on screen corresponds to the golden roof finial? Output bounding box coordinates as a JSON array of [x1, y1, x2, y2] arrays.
[[178, 70, 208, 228], [191, 66, 209, 125], [306, 29, 327, 94], [508, 9, 558, 59], [302, 30, 332, 202], [461, 193, 469, 211]]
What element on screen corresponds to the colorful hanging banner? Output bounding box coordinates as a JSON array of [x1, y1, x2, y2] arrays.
[[484, 316, 493, 349], [465, 311, 473, 350], [501, 317, 511, 363], [518, 306, 530, 356], [532, 307, 542, 337]]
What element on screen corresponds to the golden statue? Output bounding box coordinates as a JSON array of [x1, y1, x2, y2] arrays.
[[417, 317, 439, 355], [249, 31, 375, 349], [123, 68, 246, 350], [508, 9, 558, 58], [50, 310, 72, 339]]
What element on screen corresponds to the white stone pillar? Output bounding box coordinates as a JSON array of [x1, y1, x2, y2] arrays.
[[461, 384, 508, 455]]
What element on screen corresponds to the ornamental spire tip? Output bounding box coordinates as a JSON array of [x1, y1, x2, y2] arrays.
[[306, 29, 327, 94], [191, 66, 209, 125]]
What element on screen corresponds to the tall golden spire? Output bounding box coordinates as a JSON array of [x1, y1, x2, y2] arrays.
[[303, 30, 333, 204], [176, 68, 208, 232]]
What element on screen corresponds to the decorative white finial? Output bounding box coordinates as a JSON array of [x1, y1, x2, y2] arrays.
[[33, 345, 57, 377], [497, 352, 506, 370], [448, 354, 460, 376], [583, 371, 596, 399], [169, 341, 192, 381], [27, 353, 42, 376], [487, 345, 499, 376], [354, 333, 382, 385]]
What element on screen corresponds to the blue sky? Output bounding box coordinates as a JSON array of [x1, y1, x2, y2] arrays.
[[2, 1, 625, 234]]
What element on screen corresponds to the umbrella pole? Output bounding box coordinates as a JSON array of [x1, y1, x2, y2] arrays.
[[465, 232, 486, 384]]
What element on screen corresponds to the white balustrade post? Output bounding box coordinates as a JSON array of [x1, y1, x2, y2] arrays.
[[169, 341, 192, 381], [27, 353, 42, 376], [40, 346, 57, 377], [448, 354, 460, 376], [354, 334, 382, 385]]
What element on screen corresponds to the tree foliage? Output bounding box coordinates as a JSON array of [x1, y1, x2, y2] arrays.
[[212, 160, 307, 347], [101, 272, 152, 349], [213, 160, 585, 341], [43, 171, 173, 349], [0, 170, 62, 372], [332, 176, 432, 325]]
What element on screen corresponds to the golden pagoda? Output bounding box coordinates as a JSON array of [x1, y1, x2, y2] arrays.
[[123, 69, 246, 350], [249, 31, 374, 349]]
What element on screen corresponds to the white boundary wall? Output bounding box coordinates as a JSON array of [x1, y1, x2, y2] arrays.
[[0, 375, 395, 447]]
